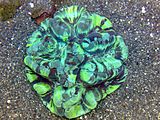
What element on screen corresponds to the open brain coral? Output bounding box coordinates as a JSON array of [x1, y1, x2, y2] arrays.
[[24, 5, 128, 119]]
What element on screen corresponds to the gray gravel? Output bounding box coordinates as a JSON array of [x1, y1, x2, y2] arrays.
[[0, 0, 160, 120]]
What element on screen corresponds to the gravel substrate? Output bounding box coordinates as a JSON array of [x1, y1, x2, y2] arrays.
[[0, 0, 159, 120]]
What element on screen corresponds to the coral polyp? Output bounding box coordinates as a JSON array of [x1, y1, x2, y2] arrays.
[[24, 5, 128, 119]]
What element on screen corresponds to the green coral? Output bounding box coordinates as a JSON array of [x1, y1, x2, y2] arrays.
[[24, 5, 128, 119]]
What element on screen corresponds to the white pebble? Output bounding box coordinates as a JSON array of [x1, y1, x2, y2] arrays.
[[141, 6, 146, 13], [29, 2, 34, 8], [28, 12, 32, 15], [150, 33, 154, 37], [7, 100, 11, 104]]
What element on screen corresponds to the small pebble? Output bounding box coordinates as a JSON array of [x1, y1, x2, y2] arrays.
[[29, 3, 34, 8], [7, 100, 11, 104], [150, 33, 154, 38], [141, 6, 146, 13]]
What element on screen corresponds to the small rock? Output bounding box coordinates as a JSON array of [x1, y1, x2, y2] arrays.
[[141, 6, 146, 13], [29, 2, 34, 8], [150, 33, 154, 37], [7, 100, 11, 104]]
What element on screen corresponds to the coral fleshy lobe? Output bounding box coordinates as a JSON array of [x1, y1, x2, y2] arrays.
[[24, 5, 128, 119]]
